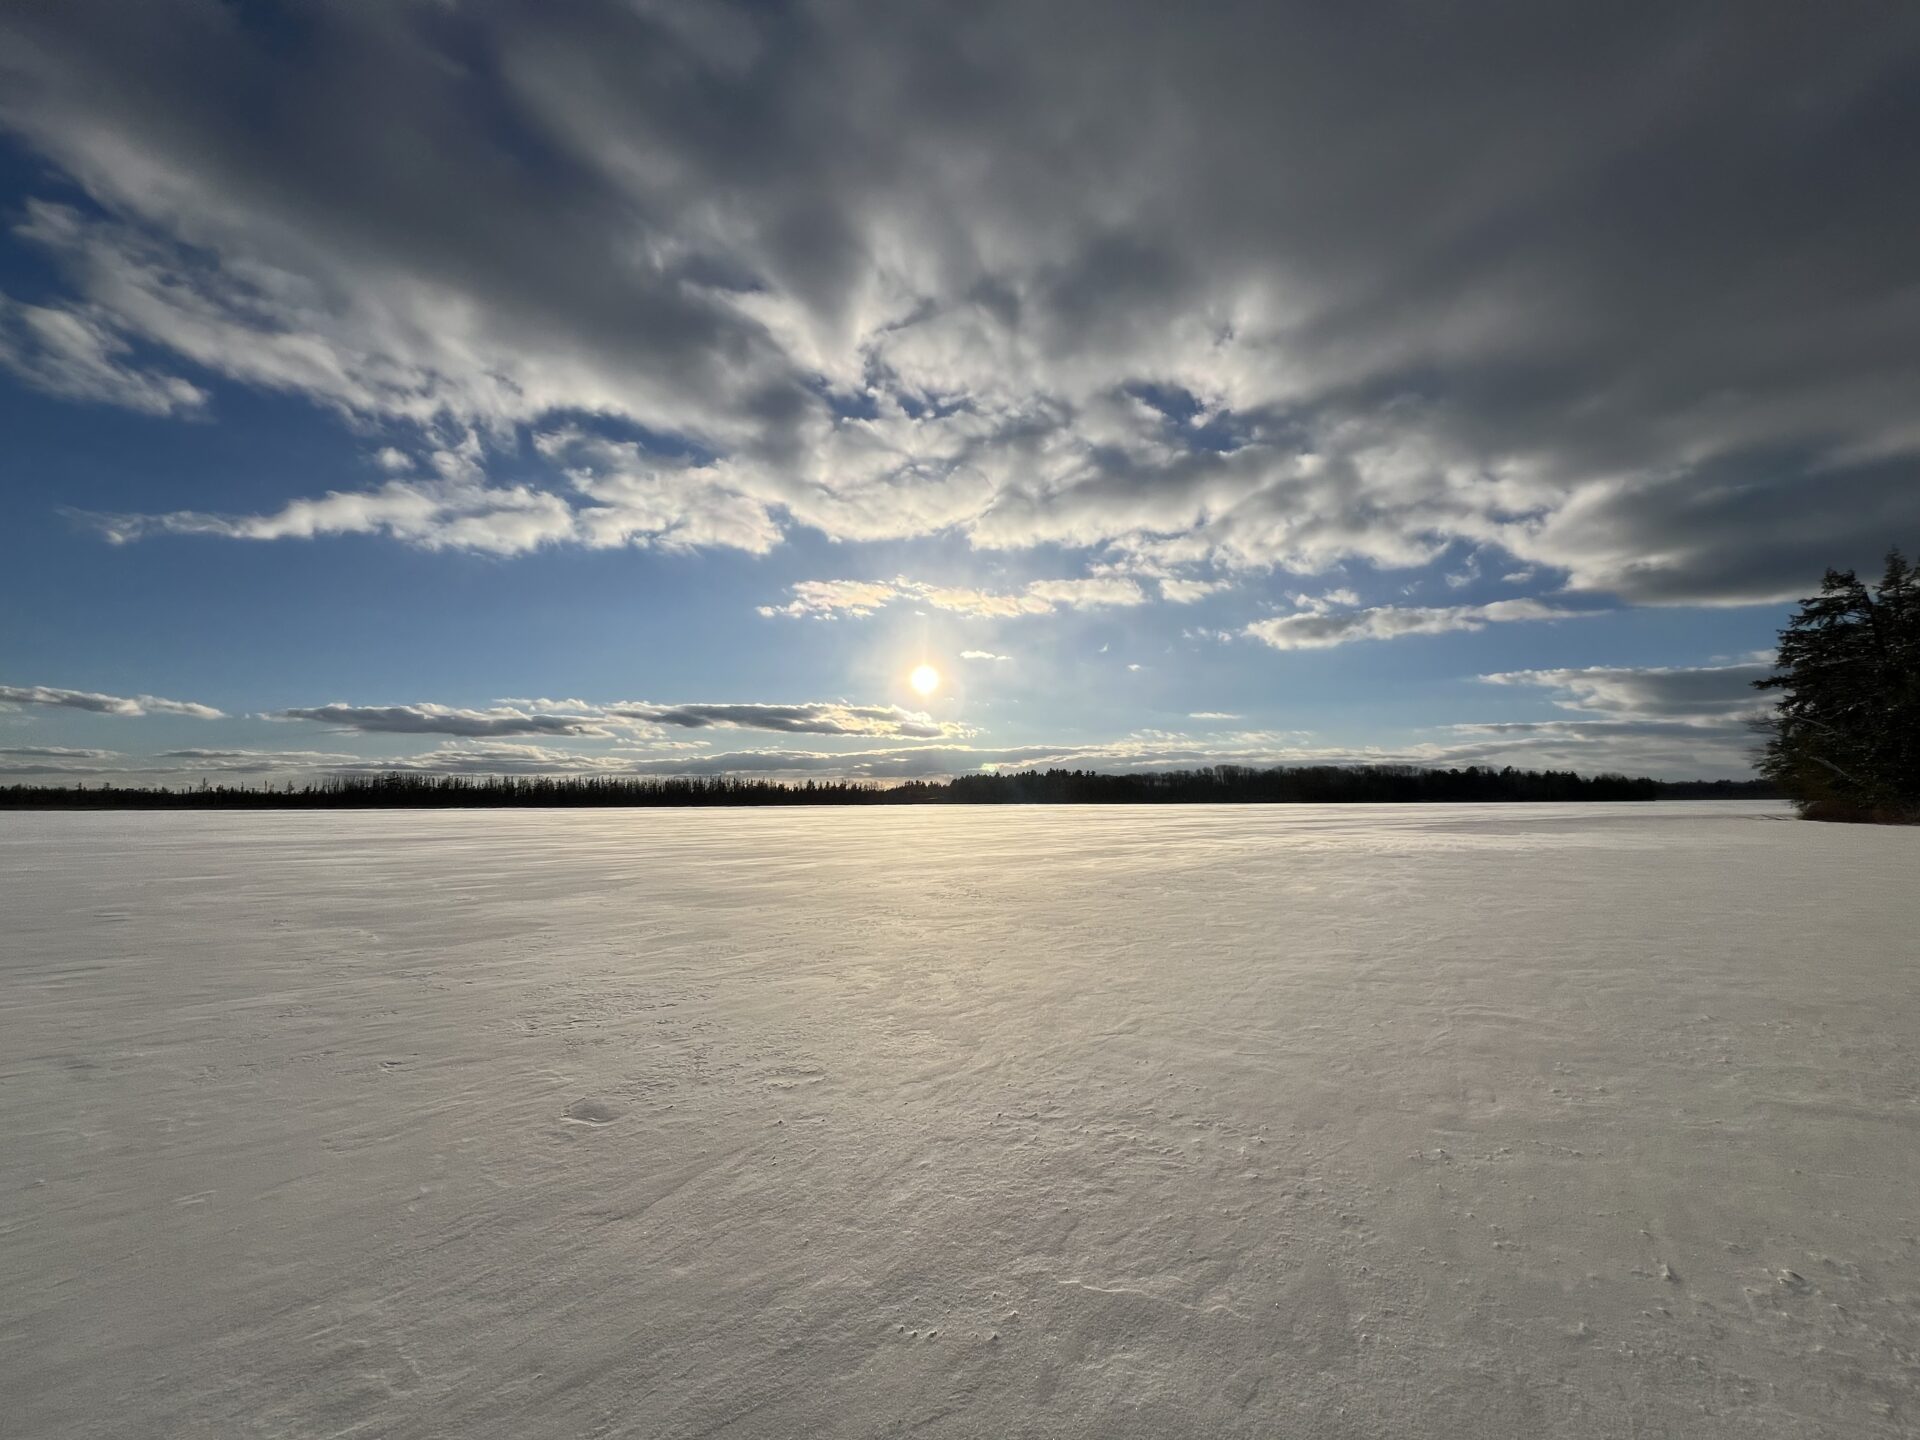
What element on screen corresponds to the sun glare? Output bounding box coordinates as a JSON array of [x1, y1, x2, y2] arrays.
[[909, 663, 941, 696]]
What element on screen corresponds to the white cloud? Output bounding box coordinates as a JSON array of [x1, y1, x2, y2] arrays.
[[78, 433, 786, 557], [1021, 576, 1149, 611], [0, 682, 223, 718], [79, 478, 579, 556], [540, 430, 782, 555], [760, 574, 1149, 620], [0, 290, 206, 415], [758, 578, 916, 620], [960, 650, 1011, 662], [1157, 576, 1227, 603]]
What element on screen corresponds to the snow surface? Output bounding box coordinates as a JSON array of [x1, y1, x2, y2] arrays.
[[4, 802, 1918, 1438]]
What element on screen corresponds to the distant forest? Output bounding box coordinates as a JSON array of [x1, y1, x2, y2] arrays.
[[2, 764, 1779, 810]]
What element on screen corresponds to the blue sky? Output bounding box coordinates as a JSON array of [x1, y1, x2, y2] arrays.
[[4, 3, 1915, 784]]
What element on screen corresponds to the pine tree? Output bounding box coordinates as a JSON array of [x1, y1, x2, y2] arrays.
[[1755, 549, 1920, 821]]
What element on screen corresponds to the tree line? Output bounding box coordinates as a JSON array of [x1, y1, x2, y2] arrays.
[[1, 764, 1778, 810]]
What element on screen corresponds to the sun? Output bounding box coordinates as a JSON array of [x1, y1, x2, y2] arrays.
[[909, 663, 941, 697]]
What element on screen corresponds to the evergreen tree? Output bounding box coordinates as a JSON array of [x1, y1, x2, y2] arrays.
[[1755, 549, 1919, 821]]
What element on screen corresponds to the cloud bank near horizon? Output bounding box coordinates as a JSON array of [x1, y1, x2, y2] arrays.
[[1, 656, 1771, 784]]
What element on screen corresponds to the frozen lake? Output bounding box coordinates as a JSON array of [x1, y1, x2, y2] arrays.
[[4, 802, 1918, 1437]]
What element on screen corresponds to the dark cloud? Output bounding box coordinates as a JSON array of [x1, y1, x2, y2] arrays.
[[2, 2, 1916, 597], [273, 697, 968, 741], [605, 702, 966, 740], [1453, 661, 1774, 775], [1481, 662, 1773, 721], [1246, 599, 1583, 650], [0, 745, 123, 773], [273, 703, 610, 738], [0, 746, 359, 776]]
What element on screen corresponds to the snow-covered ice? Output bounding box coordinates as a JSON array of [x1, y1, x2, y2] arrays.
[[4, 802, 1918, 1437]]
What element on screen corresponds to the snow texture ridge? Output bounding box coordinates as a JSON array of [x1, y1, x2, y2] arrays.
[[2, 803, 1917, 1437]]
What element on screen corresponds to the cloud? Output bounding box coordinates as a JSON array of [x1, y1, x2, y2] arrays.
[[1430, 660, 1779, 775], [0, 682, 223, 718], [758, 578, 912, 620], [1479, 662, 1773, 724], [0, 747, 359, 777], [1157, 576, 1227, 603], [273, 696, 969, 741], [606, 701, 968, 740], [5, 727, 1750, 783], [1421, 725, 1756, 780], [1, 716, 1754, 785], [0, 291, 206, 415], [487, 726, 1749, 781], [0, 746, 120, 771], [78, 431, 785, 556], [1021, 577, 1149, 611], [330, 743, 669, 778], [537, 430, 783, 554], [146, 749, 363, 773], [81, 478, 580, 556], [760, 574, 1148, 619], [1245, 598, 1581, 651], [1188, 712, 1242, 721], [273, 703, 612, 738], [960, 650, 1011, 662], [543, 739, 1361, 781], [8, 4, 1913, 596], [0, 759, 113, 777], [1291, 588, 1360, 610]]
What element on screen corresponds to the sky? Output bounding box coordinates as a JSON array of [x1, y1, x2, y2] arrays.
[[3, 2, 1917, 785]]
